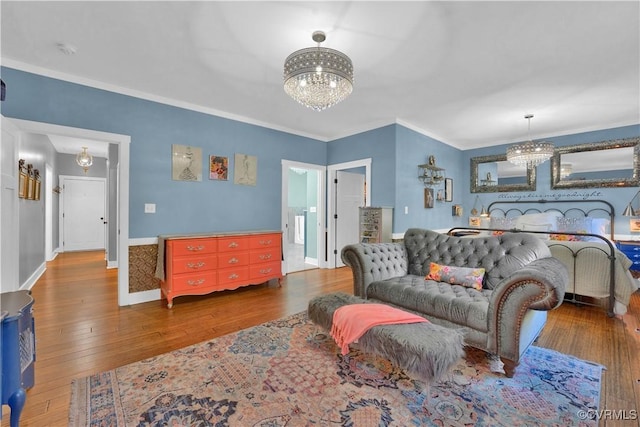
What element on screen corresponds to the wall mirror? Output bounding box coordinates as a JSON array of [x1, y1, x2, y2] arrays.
[[470, 153, 536, 193], [550, 137, 639, 189]]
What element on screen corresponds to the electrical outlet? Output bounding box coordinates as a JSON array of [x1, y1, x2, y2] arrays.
[[144, 203, 156, 214]]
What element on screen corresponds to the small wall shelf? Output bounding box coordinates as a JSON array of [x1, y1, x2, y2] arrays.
[[418, 155, 445, 187]]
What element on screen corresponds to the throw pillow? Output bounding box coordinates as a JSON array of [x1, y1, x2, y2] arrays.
[[426, 262, 486, 290]]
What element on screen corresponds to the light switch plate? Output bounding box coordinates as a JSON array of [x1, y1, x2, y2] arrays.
[[144, 203, 156, 213]]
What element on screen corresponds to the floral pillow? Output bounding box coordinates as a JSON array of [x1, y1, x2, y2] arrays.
[[425, 262, 486, 290]]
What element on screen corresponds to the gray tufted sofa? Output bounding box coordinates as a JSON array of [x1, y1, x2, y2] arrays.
[[340, 228, 568, 377]]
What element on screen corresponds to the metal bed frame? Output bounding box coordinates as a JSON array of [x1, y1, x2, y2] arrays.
[[449, 199, 617, 317]]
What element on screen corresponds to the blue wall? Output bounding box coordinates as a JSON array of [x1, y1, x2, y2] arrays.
[[2, 66, 639, 238], [1, 67, 326, 237], [463, 125, 640, 235]]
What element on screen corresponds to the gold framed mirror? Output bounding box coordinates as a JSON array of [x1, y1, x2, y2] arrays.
[[470, 153, 536, 193], [550, 137, 639, 189]]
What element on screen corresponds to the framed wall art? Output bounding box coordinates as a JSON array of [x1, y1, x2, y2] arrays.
[[209, 155, 229, 180], [234, 153, 257, 186], [445, 178, 453, 202], [172, 144, 202, 181], [18, 159, 27, 198], [424, 188, 434, 208], [26, 164, 35, 200]]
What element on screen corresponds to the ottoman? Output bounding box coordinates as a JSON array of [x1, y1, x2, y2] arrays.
[[308, 292, 465, 383]]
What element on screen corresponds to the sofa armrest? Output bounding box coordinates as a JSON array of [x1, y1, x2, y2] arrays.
[[487, 257, 568, 362], [341, 243, 408, 297]]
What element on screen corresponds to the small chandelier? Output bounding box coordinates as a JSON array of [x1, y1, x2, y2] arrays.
[[283, 31, 354, 111], [76, 146, 93, 173], [506, 114, 554, 168]]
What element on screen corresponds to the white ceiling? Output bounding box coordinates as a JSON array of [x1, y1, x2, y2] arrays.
[[1, 1, 639, 150]]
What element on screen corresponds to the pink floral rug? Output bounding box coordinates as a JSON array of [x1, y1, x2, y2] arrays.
[[69, 311, 602, 426]]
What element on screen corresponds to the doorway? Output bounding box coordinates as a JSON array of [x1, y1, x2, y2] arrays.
[[281, 160, 326, 274], [7, 118, 132, 306], [327, 158, 371, 269]]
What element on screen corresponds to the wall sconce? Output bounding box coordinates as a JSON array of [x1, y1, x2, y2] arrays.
[[76, 146, 93, 173], [470, 195, 488, 217], [623, 190, 640, 217]]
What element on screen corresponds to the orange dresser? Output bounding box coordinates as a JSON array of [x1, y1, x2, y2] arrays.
[[161, 231, 282, 308]]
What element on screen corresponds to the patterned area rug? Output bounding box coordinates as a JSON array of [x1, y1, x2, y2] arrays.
[[69, 312, 603, 426]]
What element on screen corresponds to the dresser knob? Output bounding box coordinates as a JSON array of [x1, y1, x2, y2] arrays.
[[228, 257, 239, 264], [228, 273, 239, 280], [187, 262, 205, 269], [186, 279, 205, 286], [259, 254, 272, 260], [186, 245, 204, 251]]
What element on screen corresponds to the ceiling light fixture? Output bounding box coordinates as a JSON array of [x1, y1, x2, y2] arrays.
[[76, 146, 93, 173], [283, 31, 354, 111], [506, 114, 554, 168]]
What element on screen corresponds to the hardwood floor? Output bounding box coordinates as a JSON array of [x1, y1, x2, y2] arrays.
[[2, 250, 639, 426]]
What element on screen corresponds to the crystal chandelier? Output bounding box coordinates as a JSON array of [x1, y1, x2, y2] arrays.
[[506, 114, 554, 168], [76, 146, 93, 173], [283, 31, 354, 111]]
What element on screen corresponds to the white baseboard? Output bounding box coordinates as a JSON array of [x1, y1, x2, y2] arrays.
[[106, 260, 118, 269], [304, 256, 318, 266], [127, 289, 162, 306], [22, 262, 46, 291]]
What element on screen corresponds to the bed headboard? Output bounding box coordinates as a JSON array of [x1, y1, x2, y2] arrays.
[[486, 199, 615, 240]]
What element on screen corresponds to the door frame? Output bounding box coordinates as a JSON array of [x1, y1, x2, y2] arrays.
[[281, 160, 327, 273], [327, 158, 371, 269], [59, 175, 107, 252], [7, 118, 132, 306]]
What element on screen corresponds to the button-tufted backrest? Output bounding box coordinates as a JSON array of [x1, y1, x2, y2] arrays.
[[403, 228, 552, 289]]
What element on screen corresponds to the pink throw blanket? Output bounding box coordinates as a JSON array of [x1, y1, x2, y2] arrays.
[[330, 304, 429, 355]]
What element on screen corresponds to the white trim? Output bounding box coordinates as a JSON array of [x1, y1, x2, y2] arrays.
[[281, 160, 327, 272], [8, 118, 132, 306], [130, 237, 159, 246], [127, 289, 162, 305], [326, 158, 372, 269], [3, 59, 328, 142], [106, 260, 118, 269], [21, 262, 46, 291]]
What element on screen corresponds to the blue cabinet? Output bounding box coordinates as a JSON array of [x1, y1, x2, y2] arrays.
[[1, 291, 35, 427], [616, 240, 640, 272]]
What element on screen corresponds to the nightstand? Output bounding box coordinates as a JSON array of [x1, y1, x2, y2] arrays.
[[616, 240, 640, 276]]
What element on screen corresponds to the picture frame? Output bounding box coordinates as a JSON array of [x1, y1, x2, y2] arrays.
[[34, 179, 41, 201], [631, 219, 640, 233], [172, 144, 203, 181], [445, 178, 453, 202], [234, 153, 257, 186], [18, 170, 27, 198], [209, 155, 229, 180], [424, 187, 434, 208], [27, 175, 35, 200]]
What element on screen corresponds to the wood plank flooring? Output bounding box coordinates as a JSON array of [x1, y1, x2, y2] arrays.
[[2, 250, 639, 426]]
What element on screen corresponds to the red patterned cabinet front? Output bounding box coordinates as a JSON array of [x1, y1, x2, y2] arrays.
[[160, 231, 282, 308]]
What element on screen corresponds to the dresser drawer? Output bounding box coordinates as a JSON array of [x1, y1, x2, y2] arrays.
[[169, 238, 217, 256], [218, 252, 249, 267], [249, 249, 279, 264], [218, 267, 250, 286], [249, 233, 280, 249], [249, 261, 281, 280], [218, 236, 249, 252], [172, 271, 217, 291], [171, 254, 217, 275]]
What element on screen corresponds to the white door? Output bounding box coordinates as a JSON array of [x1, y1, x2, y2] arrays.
[[335, 171, 365, 267], [61, 176, 106, 251], [1, 116, 20, 292]]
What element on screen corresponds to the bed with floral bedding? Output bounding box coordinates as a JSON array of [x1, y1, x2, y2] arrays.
[[457, 199, 637, 317]]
